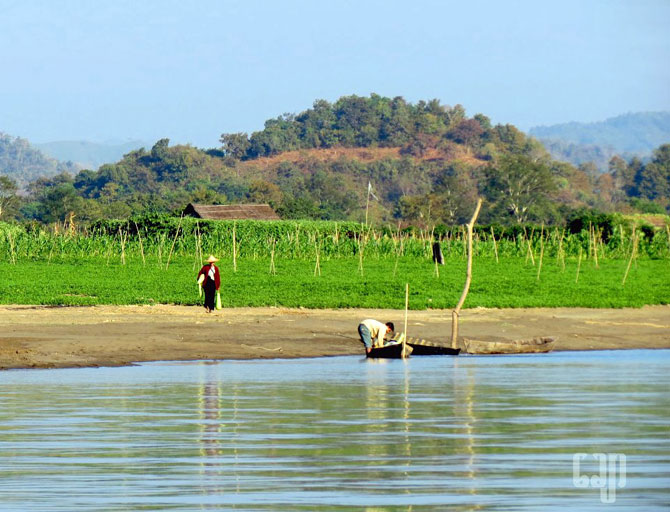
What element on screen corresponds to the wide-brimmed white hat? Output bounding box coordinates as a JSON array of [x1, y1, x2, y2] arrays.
[[206, 255, 219, 263]]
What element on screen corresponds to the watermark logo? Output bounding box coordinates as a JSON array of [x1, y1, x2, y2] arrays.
[[573, 453, 626, 503]]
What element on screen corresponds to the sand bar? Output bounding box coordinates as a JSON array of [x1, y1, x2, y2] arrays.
[[1, 305, 669, 369]]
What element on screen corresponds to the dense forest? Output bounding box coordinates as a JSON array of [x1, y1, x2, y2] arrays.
[[1, 95, 669, 226]]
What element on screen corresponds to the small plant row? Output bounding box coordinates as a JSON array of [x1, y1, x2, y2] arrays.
[[1, 217, 669, 265]]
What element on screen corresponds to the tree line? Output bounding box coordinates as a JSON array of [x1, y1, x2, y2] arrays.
[[0, 95, 669, 227]]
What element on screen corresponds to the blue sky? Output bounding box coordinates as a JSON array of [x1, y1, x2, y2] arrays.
[[1, 0, 668, 148]]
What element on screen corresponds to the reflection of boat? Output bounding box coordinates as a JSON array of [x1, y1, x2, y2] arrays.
[[464, 336, 556, 355], [367, 341, 412, 359], [405, 337, 460, 356]]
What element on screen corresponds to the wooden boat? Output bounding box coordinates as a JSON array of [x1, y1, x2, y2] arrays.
[[463, 336, 556, 355], [405, 337, 461, 356], [366, 341, 412, 359]]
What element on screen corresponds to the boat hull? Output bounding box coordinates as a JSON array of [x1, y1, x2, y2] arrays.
[[366, 342, 412, 359], [464, 336, 556, 355], [407, 343, 460, 356]]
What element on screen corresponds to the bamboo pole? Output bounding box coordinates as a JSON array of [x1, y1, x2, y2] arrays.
[[575, 247, 582, 283], [194, 221, 203, 269], [119, 227, 126, 265], [269, 240, 276, 275], [451, 198, 482, 348], [557, 228, 565, 271], [461, 225, 467, 259], [314, 242, 321, 276], [134, 221, 146, 267], [157, 234, 163, 268], [526, 234, 535, 266], [592, 225, 599, 269], [232, 222, 237, 272], [490, 226, 499, 263], [165, 214, 183, 270], [536, 224, 544, 281], [622, 230, 638, 286], [393, 237, 401, 278]]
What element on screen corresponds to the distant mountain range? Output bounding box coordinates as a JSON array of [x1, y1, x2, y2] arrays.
[[34, 139, 150, 170], [529, 112, 670, 170]]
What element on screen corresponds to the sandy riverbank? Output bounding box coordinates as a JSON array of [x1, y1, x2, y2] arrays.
[[1, 304, 669, 369]]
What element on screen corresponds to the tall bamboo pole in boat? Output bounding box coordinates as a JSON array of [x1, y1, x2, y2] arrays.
[[451, 198, 483, 348]]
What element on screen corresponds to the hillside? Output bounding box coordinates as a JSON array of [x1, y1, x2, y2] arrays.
[[0, 132, 79, 189], [530, 112, 670, 169], [5, 95, 670, 224]]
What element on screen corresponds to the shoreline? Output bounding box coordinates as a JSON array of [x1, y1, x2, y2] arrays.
[[1, 304, 669, 370]]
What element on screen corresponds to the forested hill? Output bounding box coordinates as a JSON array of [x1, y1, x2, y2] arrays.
[[529, 112, 670, 169], [4, 95, 670, 224], [0, 132, 79, 188]]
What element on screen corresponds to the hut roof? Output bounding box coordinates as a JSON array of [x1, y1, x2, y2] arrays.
[[183, 203, 280, 221]]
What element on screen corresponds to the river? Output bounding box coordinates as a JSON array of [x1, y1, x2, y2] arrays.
[[1, 350, 668, 511]]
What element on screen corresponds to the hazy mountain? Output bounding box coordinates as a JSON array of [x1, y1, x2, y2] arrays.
[[0, 132, 79, 189], [529, 112, 670, 170], [34, 139, 150, 170]]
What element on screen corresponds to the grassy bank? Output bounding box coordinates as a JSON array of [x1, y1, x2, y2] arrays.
[[1, 218, 668, 308], [1, 256, 668, 309]]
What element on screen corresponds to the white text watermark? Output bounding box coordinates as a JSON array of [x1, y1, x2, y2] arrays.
[[573, 453, 626, 503]]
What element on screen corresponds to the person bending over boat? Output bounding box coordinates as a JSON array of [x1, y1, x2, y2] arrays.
[[358, 319, 394, 354], [197, 255, 221, 313]]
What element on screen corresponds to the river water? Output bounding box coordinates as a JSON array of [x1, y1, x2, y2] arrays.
[[0, 350, 668, 511]]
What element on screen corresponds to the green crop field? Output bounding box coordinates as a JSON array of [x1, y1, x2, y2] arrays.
[[1, 218, 669, 309]]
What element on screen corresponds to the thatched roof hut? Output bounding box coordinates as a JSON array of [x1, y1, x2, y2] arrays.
[[183, 203, 280, 221]]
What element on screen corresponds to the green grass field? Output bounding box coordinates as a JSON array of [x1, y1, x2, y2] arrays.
[[1, 255, 668, 309]]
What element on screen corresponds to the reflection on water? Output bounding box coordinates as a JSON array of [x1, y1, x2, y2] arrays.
[[0, 350, 668, 511]]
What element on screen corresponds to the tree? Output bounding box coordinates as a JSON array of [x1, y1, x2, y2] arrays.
[[447, 119, 484, 145], [0, 175, 19, 219], [483, 155, 556, 223], [219, 132, 251, 160], [151, 138, 170, 160], [248, 180, 282, 208], [636, 144, 670, 201]]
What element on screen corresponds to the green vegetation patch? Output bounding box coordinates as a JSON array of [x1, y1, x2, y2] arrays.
[[1, 256, 668, 309]]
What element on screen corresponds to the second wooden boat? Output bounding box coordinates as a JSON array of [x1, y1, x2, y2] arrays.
[[463, 336, 556, 355]]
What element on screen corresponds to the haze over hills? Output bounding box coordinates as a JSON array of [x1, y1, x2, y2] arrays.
[[529, 112, 670, 170], [0, 132, 80, 189], [34, 139, 151, 171]]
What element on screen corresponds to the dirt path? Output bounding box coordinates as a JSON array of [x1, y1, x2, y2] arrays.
[[1, 305, 669, 369]]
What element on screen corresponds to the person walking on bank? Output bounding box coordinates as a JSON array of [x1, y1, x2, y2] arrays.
[[357, 319, 394, 354], [197, 255, 221, 313]]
